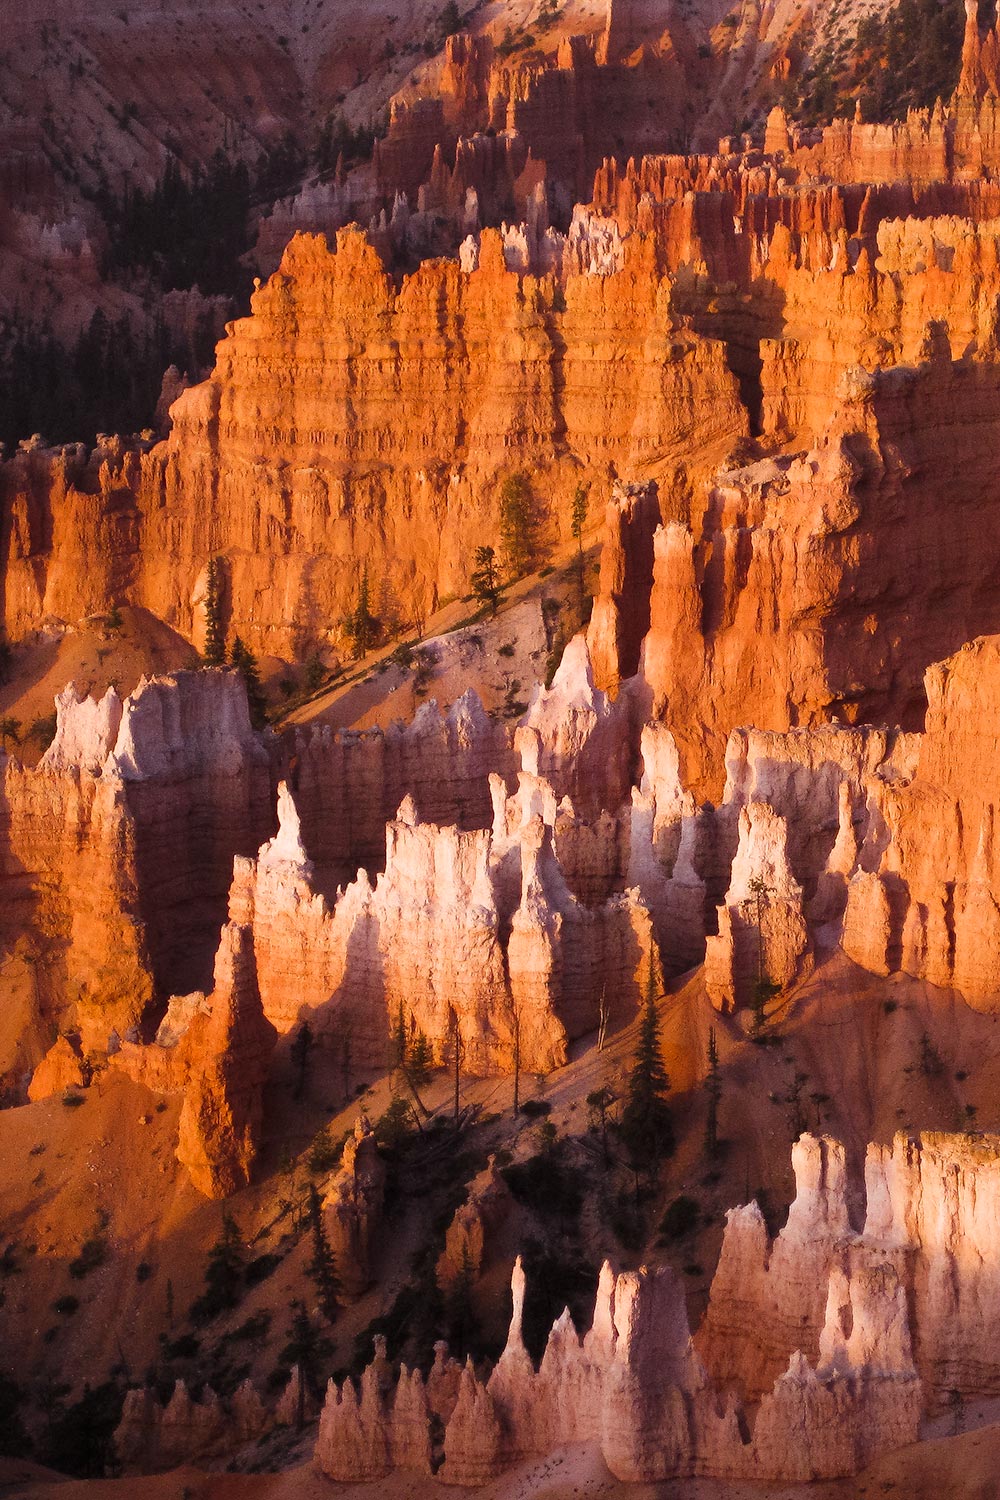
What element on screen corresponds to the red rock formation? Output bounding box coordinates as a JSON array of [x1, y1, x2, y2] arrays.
[[26, 1032, 87, 1101], [1, 226, 745, 657], [290, 689, 514, 879], [175, 921, 277, 1198], [2, 669, 274, 1070], [586, 478, 660, 694], [227, 770, 654, 1074], [321, 1114, 387, 1299], [319, 1131, 981, 1486]]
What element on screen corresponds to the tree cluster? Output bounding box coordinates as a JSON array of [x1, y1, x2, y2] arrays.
[[0, 308, 194, 451], [784, 0, 966, 127], [94, 150, 254, 297]]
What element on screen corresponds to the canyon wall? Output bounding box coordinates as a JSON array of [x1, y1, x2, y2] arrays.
[[14, 161, 1000, 803], [0, 224, 746, 660]]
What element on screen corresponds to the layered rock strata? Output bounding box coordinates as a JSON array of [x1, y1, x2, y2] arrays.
[[0, 225, 746, 658], [0, 669, 272, 1060], [225, 771, 654, 1073]]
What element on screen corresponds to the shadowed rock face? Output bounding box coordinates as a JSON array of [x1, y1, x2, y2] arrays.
[[315, 1131, 1000, 1486], [113, 1130, 1000, 1479]]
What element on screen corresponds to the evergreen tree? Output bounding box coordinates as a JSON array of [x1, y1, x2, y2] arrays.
[[446, 1244, 479, 1354], [343, 567, 379, 658], [203, 556, 225, 665], [498, 473, 535, 579], [229, 634, 267, 728], [191, 1212, 244, 1322], [619, 959, 674, 1173], [0, 716, 20, 752], [704, 1025, 722, 1158], [281, 1299, 329, 1430], [571, 482, 589, 603], [391, 1001, 408, 1074], [470, 544, 500, 614], [290, 1021, 314, 1100], [306, 1184, 340, 1323], [407, 1028, 433, 1090]]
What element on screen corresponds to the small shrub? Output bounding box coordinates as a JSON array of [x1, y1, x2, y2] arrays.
[[498, 642, 515, 658], [135, 1261, 153, 1283], [228, 1310, 272, 1342], [375, 1095, 414, 1152], [307, 1128, 346, 1175], [244, 1251, 282, 1287], [62, 1090, 85, 1108], [659, 1195, 700, 1241], [519, 1098, 551, 1118], [69, 1235, 108, 1280], [608, 1189, 645, 1251], [53, 1295, 80, 1315], [502, 1148, 584, 1221], [164, 1333, 200, 1359]]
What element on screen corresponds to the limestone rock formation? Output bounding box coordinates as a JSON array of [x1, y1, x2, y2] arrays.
[[26, 1032, 87, 1101], [317, 1131, 964, 1487], [704, 801, 812, 1014], [586, 478, 660, 694], [0, 227, 745, 658], [175, 921, 278, 1198], [228, 769, 653, 1076], [1, 668, 273, 1078], [321, 1114, 387, 1300]]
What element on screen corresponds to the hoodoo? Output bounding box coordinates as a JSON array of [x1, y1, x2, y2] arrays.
[[5, 0, 1000, 1493]]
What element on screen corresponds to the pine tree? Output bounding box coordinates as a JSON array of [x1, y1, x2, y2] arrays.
[[447, 1244, 479, 1355], [619, 958, 674, 1173], [744, 875, 778, 1033], [391, 1001, 408, 1074], [407, 1028, 433, 1089], [203, 556, 225, 665], [498, 473, 535, 579], [191, 1212, 244, 1321], [281, 1299, 329, 1430], [704, 1025, 722, 1158], [343, 566, 379, 658], [229, 634, 267, 728], [290, 1021, 313, 1100], [306, 1184, 340, 1323], [571, 482, 589, 604], [470, 544, 500, 614]]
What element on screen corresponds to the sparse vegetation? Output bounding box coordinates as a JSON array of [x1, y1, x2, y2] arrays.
[[306, 1184, 340, 1322], [343, 566, 381, 658], [498, 472, 538, 580], [228, 634, 266, 728], [783, 0, 966, 127]]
